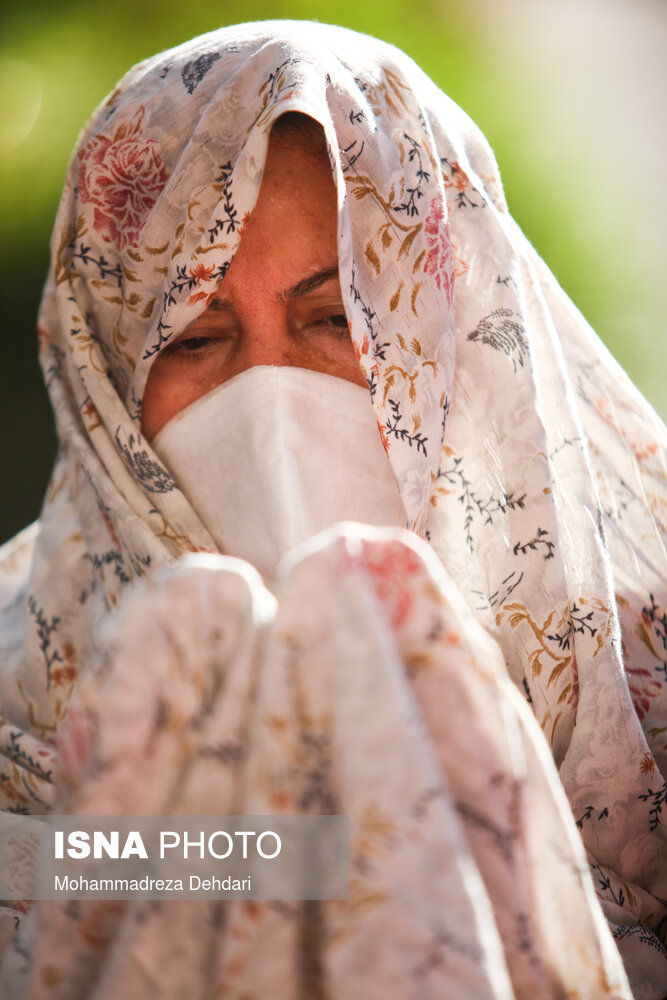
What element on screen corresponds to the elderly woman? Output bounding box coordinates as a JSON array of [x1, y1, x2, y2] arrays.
[[0, 19, 665, 1000]]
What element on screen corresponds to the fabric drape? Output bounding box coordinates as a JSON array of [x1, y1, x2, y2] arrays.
[[0, 19, 665, 997]]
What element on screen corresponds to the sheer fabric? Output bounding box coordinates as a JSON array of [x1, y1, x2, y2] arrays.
[[0, 20, 665, 997]]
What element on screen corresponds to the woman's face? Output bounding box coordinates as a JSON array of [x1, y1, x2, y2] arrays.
[[141, 128, 367, 443]]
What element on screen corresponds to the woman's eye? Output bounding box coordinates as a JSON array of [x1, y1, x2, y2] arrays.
[[310, 314, 350, 337], [327, 314, 349, 329], [162, 333, 229, 362], [176, 336, 212, 352]]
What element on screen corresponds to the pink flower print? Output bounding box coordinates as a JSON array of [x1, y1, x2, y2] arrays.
[[423, 193, 454, 308], [626, 664, 662, 722], [57, 705, 92, 783], [341, 539, 423, 629], [78, 108, 169, 250]]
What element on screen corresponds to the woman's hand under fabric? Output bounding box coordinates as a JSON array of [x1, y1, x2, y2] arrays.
[[1, 526, 633, 1000]]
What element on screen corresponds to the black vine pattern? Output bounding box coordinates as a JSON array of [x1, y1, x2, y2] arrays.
[[263, 60, 293, 103], [573, 364, 597, 410], [394, 134, 429, 217], [385, 399, 428, 455], [513, 527, 555, 561], [349, 263, 389, 363], [612, 924, 667, 959], [549, 435, 585, 460], [340, 136, 365, 173], [547, 604, 597, 651], [129, 384, 142, 423], [440, 157, 483, 208], [84, 550, 131, 587], [595, 477, 638, 524], [6, 731, 53, 782], [575, 805, 609, 829], [644, 594, 667, 651], [441, 396, 450, 433], [472, 570, 525, 612], [352, 74, 368, 95], [71, 243, 123, 285], [642, 594, 667, 684], [591, 863, 627, 907], [467, 309, 529, 374], [435, 457, 526, 552], [251, 60, 298, 128], [114, 429, 176, 494], [144, 266, 197, 358], [143, 260, 230, 360], [182, 51, 222, 95], [589, 863, 652, 923], [27, 597, 62, 691], [638, 782, 666, 832], [207, 162, 238, 242], [160, 264, 199, 314], [125, 549, 152, 583]]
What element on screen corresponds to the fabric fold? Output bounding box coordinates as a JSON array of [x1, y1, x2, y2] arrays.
[[1, 531, 635, 998], [0, 20, 665, 996]]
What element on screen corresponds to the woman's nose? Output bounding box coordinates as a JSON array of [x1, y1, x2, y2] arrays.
[[239, 319, 304, 372], [231, 308, 368, 390]]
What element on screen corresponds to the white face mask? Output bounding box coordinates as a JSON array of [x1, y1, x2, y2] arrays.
[[152, 366, 407, 581]]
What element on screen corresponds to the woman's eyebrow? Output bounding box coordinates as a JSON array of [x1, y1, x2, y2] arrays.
[[207, 298, 235, 313], [207, 266, 340, 312], [281, 266, 339, 301]]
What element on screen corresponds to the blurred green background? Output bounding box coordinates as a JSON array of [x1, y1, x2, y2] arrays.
[[1, 0, 665, 543]]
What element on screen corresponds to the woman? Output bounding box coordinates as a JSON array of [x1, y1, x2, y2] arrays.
[[0, 19, 665, 998]]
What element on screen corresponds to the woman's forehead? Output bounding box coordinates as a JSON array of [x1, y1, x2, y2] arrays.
[[204, 131, 339, 306]]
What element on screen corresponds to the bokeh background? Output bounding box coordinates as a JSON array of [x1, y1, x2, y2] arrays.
[[1, 0, 665, 543]]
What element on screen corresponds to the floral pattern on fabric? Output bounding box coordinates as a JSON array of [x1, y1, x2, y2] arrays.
[[0, 19, 665, 998], [0, 534, 635, 998], [78, 108, 170, 250], [423, 193, 455, 306]]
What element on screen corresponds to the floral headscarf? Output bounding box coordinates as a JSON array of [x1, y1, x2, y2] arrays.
[[0, 19, 665, 997]]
